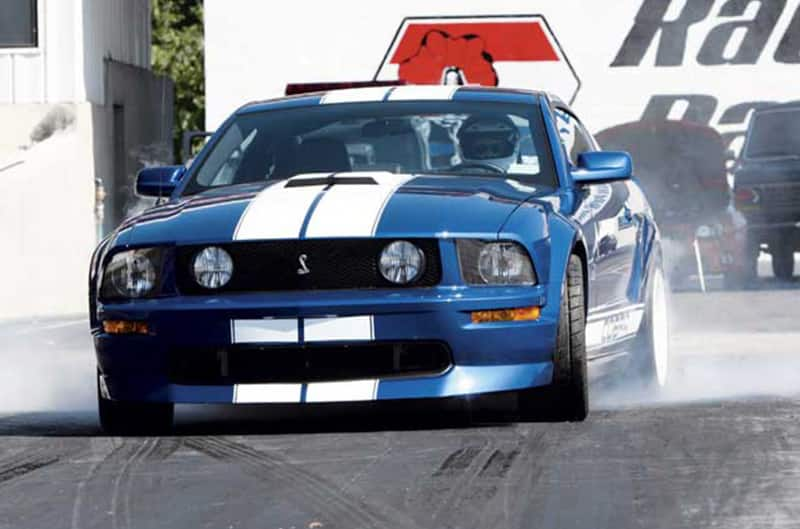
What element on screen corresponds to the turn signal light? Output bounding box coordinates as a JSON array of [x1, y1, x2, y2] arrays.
[[102, 320, 150, 335], [471, 306, 541, 324]]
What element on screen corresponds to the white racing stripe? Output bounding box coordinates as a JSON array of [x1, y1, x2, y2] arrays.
[[234, 172, 411, 240], [231, 380, 380, 404], [387, 85, 459, 101], [586, 305, 645, 350], [233, 177, 327, 240], [305, 379, 379, 403], [320, 86, 391, 104], [231, 315, 374, 344], [234, 383, 302, 403], [305, 316, 374, 342], [304, 172, 413, 237], [231, 318, 299, 344]]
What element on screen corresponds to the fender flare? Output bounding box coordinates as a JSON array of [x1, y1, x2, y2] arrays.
[[547, 213, 590, 316]]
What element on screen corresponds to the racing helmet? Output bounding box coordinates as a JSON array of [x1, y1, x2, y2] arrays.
[[456, 114, 520, 171]]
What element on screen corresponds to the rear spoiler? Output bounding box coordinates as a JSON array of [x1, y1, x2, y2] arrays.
[[285, 80, 405, 96]]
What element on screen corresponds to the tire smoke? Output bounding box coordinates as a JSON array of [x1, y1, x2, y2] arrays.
[[595, 282, 800, 409], [0, 318, 96, 413]]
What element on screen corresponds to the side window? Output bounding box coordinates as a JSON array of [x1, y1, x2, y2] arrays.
[[554, 109, 594, 166], [196, 126, 259, 186]]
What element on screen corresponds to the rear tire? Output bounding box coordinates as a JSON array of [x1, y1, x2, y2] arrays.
[[97, 372, 174, 435], [772, 244, 795, 281], [728, 233, 759, 288], [518, 254, 588, 422], [632, 265, 670, 392]]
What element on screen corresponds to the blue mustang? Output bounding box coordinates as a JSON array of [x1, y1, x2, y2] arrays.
[[89, 85, 669, 432]]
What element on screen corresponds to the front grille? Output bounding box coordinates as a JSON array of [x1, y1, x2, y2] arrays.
[[169, 341, 452, 385], [176, 238, 441, 294]]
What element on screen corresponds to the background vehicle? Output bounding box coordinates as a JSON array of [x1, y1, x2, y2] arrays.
[[596, 120, 748, 289], [733, 102, 800, 281], [88, 86, 669, 432]]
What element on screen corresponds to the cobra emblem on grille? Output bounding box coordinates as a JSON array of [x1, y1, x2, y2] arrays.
[[297, 254, 310, 275]]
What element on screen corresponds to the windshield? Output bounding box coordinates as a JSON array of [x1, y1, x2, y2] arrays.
[[181, 100, 557, 195], [745, 108, 800, 159]]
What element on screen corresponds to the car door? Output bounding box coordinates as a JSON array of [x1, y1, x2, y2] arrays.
[[554, 107, 638, 311]]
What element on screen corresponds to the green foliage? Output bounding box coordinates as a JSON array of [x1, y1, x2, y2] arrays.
[[152, 0, 204, 162]]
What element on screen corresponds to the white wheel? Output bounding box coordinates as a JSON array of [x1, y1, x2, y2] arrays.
[[650, 268, 669, 388], [630, 265, 670, 391]]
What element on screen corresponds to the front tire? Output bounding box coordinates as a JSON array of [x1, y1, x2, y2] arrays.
[[518, 254, 588, 422], [97, 372, 174, 435]]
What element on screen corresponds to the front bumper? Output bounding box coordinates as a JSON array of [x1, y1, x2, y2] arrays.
[[95, 285, 558, 404]]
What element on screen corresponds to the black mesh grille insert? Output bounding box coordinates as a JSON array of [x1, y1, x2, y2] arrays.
[[176, 239, 441, 294], [169, 341, 452, 385]]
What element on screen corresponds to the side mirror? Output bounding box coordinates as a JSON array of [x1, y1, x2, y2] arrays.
[[571, 151, 632, 184], [135, 166, 186, 197], [725, 149, 737, 162]]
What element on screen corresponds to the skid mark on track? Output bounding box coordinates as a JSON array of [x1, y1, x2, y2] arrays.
[[186, 436, 419, 529], [433, 446, 483, 477], [71, 438, 178, 529], [446, 445, 526, 509], [452, 448, 522, 505], [72, 438, 119, 529], [0, 453, 60, 484], [408, 435, 497, 523], [0, 439, 87, 488], [413, 429, 550, 529], [144, 437, 182, 462], [342, 432, 393, 496], [72, 439, 139, 529], [112, 439, 157, 529], [479, 449, 520, 479]]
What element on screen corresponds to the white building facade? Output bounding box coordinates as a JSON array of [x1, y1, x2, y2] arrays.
[[204, 0, 800, 152], [0, 0, 173, 318]]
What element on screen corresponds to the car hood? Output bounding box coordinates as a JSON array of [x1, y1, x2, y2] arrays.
[[117, 172, 555, 246]]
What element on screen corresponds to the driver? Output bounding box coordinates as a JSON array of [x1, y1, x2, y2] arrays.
[[456, 115, 520, 172]]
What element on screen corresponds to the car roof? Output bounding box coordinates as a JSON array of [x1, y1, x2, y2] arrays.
[[753, 100, 800, 114], [236, 85, 546, 115]]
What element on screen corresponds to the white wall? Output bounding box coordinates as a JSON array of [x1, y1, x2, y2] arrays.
[[205, 0, 800, 152], [0, 0, 161, 319], [0, 0, 151, 106], [0, 0, 80, 104], [0, 104, 96, 319]]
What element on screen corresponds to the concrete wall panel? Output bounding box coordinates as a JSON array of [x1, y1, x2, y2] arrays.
[[96, 59, 173, 233], [0, 55, 12, 103], [10, 53, 43, 104], [81, 0, 151, 105]]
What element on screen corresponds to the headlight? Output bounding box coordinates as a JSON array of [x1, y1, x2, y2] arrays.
[[192, 246, 234, 288], [457, 240, 536, 285], [379, 240, 425, 284], [101, 248, 163, 299]]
